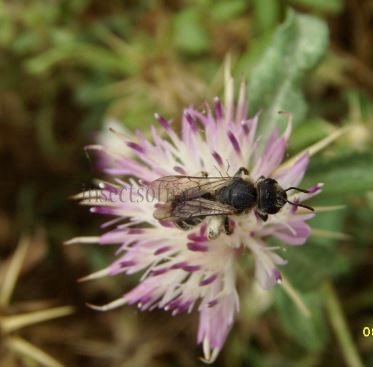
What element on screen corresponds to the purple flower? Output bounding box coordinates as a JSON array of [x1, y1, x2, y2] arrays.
[[69, 69, 321, 363]]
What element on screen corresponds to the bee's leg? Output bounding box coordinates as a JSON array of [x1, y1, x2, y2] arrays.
[[176, 220, 190, 230], [223, 216, 234, 235], [256, 210, 268, 222], [207, 216, 224, 239], [176, 217, 203, 230], [234, 167, 249, 177]]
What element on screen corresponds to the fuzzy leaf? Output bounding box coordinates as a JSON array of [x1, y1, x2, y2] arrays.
[[274, 287, 329, 352], [304, 152, 373, 198], [248, 10, 328, 137], [280, 210, 350, 291]]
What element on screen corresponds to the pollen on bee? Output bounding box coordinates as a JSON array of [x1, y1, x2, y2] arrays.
[[207, 216, 224, 239]]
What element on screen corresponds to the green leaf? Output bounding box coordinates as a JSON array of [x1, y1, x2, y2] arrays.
[[304, 152, 373, 198], [210, 0, 247, 22], [282, 241, 350, 291], [236, 30, 274, 74], [252, 0, 281, 32], [274, 287, 329, 352], [284, 242, 350, 289], [173, 7, 209, 55], [290, 0, 344, 14], [248, 10, 328, 138], [280, 210, 350, 291], [26, 42, 137, 75], [288, 118, 334, 152]]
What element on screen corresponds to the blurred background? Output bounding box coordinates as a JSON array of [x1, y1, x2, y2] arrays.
[[0, 0, 372, 366]]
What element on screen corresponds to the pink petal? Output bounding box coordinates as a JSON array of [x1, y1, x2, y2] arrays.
[[252, 136, 287, 178], [272, 221, 311, 245], [198, 292, 238, 362], [275, 153, 309, 188]]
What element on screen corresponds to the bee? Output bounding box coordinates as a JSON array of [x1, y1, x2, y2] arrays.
[[150, 167, 314, 239]]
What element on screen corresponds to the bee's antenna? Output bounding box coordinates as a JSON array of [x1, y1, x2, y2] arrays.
[[285, 187, 310, 193], [286, 200, 314, 212]]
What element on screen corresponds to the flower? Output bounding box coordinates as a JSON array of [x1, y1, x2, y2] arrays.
[[69, 68, 322, 363]]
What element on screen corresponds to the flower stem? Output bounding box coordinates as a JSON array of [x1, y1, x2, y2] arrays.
[[323, 281, 363, 367]]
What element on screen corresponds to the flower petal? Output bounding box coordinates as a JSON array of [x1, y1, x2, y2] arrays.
[[198, 292, 238, 363]]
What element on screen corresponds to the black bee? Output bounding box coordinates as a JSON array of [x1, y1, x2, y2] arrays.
[[150, 167, 313, 239]]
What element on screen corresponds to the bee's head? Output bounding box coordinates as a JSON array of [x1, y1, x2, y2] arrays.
[[257, 178, 287, 214], [257, 177, 314, 215]]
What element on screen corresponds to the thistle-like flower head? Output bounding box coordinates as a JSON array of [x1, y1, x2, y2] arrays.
[[70, 68, 321, 363]]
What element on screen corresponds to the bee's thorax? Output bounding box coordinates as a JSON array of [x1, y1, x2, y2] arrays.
[[216, 178, 257, 212]]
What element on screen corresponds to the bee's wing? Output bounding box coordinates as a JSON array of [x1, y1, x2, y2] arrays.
[[166, 198, 237, 220], [149, 176, 233, 202], [153, 203, 173, 220]]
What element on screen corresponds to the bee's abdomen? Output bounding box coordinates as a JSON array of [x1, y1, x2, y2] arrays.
[[217, 179, 257, 211]]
